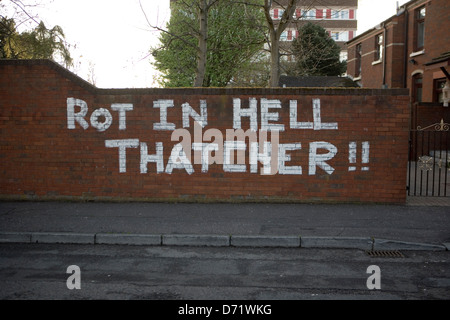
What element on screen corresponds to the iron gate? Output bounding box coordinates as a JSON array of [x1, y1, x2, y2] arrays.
[[407, 119, 450, 197]]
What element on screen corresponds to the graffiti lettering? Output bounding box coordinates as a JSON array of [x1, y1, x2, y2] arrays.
[[67, 97, 370, 176]]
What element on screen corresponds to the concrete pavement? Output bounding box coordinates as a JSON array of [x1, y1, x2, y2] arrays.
[[1, 198, 449, 251]]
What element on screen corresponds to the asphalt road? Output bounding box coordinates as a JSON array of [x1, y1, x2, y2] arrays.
[[0, 243, 449, 301]]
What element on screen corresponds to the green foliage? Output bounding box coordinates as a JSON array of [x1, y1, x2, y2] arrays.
[[291, 22, 346, 76], [151, 1, 198, 87], [152, 0, 265, 87], [0, 16, 72, 67]]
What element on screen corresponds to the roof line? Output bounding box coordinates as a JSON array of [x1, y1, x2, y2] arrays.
[[0, 59, 97, 93], [347, 0, 426, 45]]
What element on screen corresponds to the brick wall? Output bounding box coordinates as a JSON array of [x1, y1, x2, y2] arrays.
[[412, 103, 450, 130], [0, 60, 410, 203], [425, 0, 450, 61]]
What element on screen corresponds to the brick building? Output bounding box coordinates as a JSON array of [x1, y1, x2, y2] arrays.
[[272, 0, 358, 61], [346, 0, 450, 109]]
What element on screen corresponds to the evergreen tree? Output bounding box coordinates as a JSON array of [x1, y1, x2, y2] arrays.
[[291, 22, 346, 76]]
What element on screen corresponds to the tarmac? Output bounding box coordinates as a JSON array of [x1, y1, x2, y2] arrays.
[[0, 197, 449, 251]]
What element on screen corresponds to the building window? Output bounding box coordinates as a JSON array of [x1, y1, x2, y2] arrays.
[[355, 43, 362, 77], [303, 9, 315, 19], [330, 10, 349, 19], [340, 10, 349, 20], [415, 6, 426, 51], [375, 34, 383, 61], [331, 10, 339, 19], [287, 30, 293, 41], [272, 9, 284, 20], [412, 73, 423, 102], [434, 78, 447, 103], [330, 31, 348, 42], [331, 31, 339, 41]]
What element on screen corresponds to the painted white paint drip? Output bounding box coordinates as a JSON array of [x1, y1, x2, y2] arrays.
[[182, 100, 207, 128], [153, 100, 176, 131], [140, 142, 164, 174], [362, 141, 370, 171], [349, 142, 357, 171], [105, 139, 139, 173]]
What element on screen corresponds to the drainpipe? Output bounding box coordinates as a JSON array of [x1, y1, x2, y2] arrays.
[[402, 8, 409, 88], [398, 5, 410, 128], [382, 24, 387, 88]]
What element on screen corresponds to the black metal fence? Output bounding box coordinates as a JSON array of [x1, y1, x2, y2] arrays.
[[407, 123, 450, 197]]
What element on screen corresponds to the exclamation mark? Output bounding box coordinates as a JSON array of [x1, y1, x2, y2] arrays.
[[362, 141, 370, 171], [348, 142, 357, 171], [348, 142, 370, 171]]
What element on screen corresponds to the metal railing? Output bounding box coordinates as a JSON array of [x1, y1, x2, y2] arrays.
[[407, 119, 450, 197]]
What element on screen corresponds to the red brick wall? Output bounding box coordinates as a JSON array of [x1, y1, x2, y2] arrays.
[[412, 103, 450, 130], [386, 13, 407, 88], [425, 0, 450, 61], [347, 13, 406, 89], [409, 0, 450, 103], [0, 60, 410, 203], [359, 32, 384, 88]]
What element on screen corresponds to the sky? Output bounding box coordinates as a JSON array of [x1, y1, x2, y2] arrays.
[[4, 0, 410, 88]]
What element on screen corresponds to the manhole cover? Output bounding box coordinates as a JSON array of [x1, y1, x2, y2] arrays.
[[365, 250, 404, 258]]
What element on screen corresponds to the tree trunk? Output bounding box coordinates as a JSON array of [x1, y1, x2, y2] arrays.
[[269, 31, 280, 87], [194, 0, 208, 87], [263, 0, 299, 87]]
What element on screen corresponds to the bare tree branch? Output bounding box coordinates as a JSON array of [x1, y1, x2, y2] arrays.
[[139, 0, 198, 51]]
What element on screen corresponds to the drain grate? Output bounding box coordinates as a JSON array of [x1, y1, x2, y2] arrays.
[[365, 250, 405, 258]]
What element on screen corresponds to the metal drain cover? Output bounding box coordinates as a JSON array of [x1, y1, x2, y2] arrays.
[[366, 250, 405, 258]]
